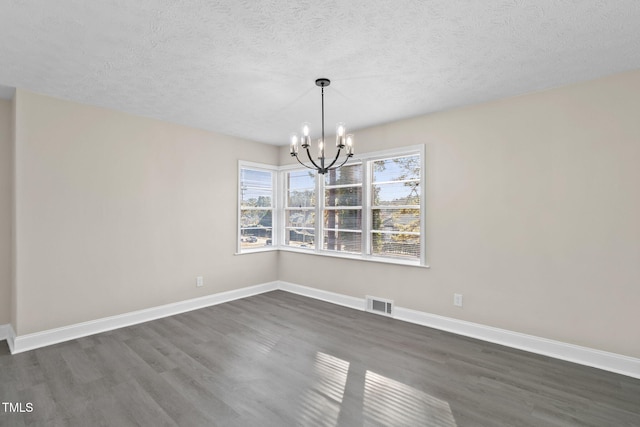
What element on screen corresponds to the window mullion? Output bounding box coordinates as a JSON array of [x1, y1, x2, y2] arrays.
[[363, 157, 372, 256], [420, 144, 427, 266], [275, 170, 282, 247]]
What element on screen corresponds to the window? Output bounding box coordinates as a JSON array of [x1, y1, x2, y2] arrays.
[[284, 169, 316, 248], [323, 163, 363, 253], [238, 145, 426, 266], [238, 163, 275, 252], [370, 154, 421, 260]]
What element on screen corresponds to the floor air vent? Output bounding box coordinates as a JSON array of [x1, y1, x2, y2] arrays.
[[366, 296, 394, 317]]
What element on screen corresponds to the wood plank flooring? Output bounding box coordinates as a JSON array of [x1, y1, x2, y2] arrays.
[[1, 290, 639, 426]]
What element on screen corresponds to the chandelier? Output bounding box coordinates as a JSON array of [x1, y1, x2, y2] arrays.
[[289, 78, 354, 174]]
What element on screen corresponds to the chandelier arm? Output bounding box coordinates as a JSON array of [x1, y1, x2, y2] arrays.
[[327, 152, 353, 171], [303, 146, 324, 172], [323, 147, 344, 171], [293, 153, 318, 171]]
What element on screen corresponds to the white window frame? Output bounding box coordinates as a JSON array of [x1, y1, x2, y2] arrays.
[[320, 160, 364, 255], [237, 161, 279, 254], [238, 145, 427, 267], [366, 150, 423, 263], [282, 168, 317, 250]]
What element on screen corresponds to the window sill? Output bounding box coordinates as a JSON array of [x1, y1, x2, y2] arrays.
[[234, 247, 278, 255], [275, 246, 430, 268]]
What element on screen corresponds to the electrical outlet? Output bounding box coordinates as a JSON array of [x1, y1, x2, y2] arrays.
[[453, 293, 463, 307], [196, 276, 204, 287]]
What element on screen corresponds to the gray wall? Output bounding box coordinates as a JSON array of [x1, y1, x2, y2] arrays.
[[12, 90, 280, 335], [279, 70, 640, 359], [0, 99, 11, 325]]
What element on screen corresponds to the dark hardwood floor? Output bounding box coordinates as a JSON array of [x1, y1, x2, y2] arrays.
[[1, 290, 639, 426]]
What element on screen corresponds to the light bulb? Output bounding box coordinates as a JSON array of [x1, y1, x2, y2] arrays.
[[290, 133, 299, 156], [301, 122, 311, 148], [346, 134, 354, 155], [335, 122, 346, 148]]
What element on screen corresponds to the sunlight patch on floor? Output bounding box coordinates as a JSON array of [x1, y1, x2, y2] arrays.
[[252, 330, 280, 355], [364, 370, 457, 426], [298, 352, 350, 426]]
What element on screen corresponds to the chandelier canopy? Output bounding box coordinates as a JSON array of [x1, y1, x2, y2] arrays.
[[289, 78, 354, 174]]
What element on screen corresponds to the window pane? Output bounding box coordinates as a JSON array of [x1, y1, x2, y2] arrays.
[[370, 153, 421, 261], [372, 182, 420, 206], [372, 208, 420, 232], [325, 164, 362, 186], [325, 187, 362, 207], [285, 228, 315, 248], [285, 169, 315, 248], [240, 169, 272, 207], [324, 209, 362, 230], [286, 209, 315, 228], [322, 163, 362, 253], [372, 155, 420, 182], [371, 232, 420, 259], [240, 209, 272, 228], [287, 170, 315, 207], [288, 170, 315, 190], [324, 230, 361, 253], [288, 189, 315, 208], [240, 228, 273, 249]]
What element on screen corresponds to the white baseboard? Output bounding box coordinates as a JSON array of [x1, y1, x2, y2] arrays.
[[277, 281, 640, 380], [11, 281, 279, 354], [393, 306, 640, 380], [8, 280, 640, 379], [278, 281, 365, 311]]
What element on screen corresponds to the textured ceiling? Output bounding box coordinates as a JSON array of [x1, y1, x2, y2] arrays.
[[1, 1, 640, 145]]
